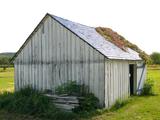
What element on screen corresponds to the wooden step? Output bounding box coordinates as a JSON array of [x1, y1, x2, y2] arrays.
[[44, 94, 81, 111]]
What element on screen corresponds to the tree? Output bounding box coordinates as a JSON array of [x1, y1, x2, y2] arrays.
[[150, 52, 160, 64], [0, 57, 10, 70]]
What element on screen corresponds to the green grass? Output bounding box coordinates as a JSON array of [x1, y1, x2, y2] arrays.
[[0, 68, 14, 92], [0, 66, 160, 120], [0, 110, 42, 120]]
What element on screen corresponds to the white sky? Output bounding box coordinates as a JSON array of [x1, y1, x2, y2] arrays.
[[0, 0, 160, 54]]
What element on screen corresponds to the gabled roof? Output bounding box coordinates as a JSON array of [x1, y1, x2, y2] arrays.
[[52, 14, 141, 60], [12, 13, 142, 61]]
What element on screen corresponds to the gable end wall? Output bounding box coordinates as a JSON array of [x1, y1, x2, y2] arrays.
[[14, 16, 106, 106]]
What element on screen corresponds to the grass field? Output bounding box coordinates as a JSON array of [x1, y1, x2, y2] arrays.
[[0, 68, 14, 92], [0, 66, 160, 120]]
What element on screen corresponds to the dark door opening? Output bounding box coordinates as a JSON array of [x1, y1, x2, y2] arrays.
[[129, 64, 134, 95]]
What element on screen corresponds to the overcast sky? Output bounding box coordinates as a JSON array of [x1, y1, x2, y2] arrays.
[[0, 0, 159, 54]]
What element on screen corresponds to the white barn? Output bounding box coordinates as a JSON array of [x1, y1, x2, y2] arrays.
[[12, 13, 146, 108]]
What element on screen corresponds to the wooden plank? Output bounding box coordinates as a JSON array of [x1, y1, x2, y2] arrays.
[[67, 31, 70, 82], [42, 23, 45, 90], [124, 62, 127, 99], [48, 18, 53, 90], [119, 61, 122, 100], [111, 61, 114, 105], [59, 24, 62, 84], [94, 51, 99, 100], [89, 47, 93, 93], [75, 37, 78, 84], [61, 27, 65, 84], [46, 18, 49, 89], [109, 60, 111, 107], [74, 36, 78, 83], [126, 62, 129, 98], [21, 52, 24, 88], [53, 99, 79, 104], [84, 42, 88, 87], [104, 60, 108, 107], [114, 61, 118, 101], [32, 34, 35, 89], [34, 31, 38, 89], [121, 61, 124, 100], [44, 94, 80, 100], [92, 50, 96, 94], [26, 44, 29, 87], [48, 19, 52, 90], [39, 27, 43, 90], [28, 40, 31, 87], [78, 36, 83, 84], [61, 25, 65, 84], [63, 28, 67, 84], [51, 17, 56, 90], [113, 61, 115, 103], [69, 30, 72, 82], [54, 103, 76, 110], [23, 48, 26, 87], [57, 23, 61, 85], [106, 60, 110, 107], [99, 54, 105, 106], [37, 28, 40, 90], [71, 33, 75, 82]]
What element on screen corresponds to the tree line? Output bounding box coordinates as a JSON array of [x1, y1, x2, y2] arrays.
[[150, 52, 160, 64], [0, 56, 13, 70]]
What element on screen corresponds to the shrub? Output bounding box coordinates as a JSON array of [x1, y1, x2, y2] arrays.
[[55, 81, 88, 96], [0, 87, 77, 120], [55, 81, 100, 113], [74, 93, 99, 113], [141, 78, 154, 95], [110, 99, 128, 111]]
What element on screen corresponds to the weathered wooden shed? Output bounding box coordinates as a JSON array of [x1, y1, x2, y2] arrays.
[[12, 13, 146, 108]]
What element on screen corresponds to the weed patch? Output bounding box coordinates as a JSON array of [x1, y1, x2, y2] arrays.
[[110, 99, 129, 111], [0, 87, 77, 120], [141, 78, 154, 95]]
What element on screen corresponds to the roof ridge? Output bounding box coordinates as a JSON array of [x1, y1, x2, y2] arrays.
[[48, 13, 94, 28]]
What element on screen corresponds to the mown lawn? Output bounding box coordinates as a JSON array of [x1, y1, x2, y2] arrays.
[[0, 68, 14, 92], [0, 66, 160, 120]]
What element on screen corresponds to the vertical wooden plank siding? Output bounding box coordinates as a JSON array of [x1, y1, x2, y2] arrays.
[[105, 59, 129, 108], [14, 16, 105, 106]]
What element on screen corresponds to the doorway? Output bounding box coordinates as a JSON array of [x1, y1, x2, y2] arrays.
[[129, 64, 134, 95]]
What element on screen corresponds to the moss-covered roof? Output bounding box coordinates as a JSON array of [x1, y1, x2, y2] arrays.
[[95, 27, 150, 63]]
